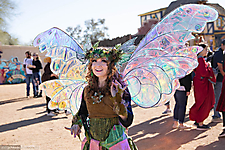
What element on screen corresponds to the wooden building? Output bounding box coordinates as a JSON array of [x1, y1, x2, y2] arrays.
[[138, 0, 225, 51]]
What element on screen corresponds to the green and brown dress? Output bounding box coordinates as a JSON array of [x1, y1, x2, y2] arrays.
[[74, 87, 136, 150]]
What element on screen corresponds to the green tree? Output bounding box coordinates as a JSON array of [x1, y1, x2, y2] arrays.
[[0, 0, 15, 29], [66, 18, 109, 46], [0, 30, 18, 45], [0, 0, 18, 45], [66, 25, 82, 44]]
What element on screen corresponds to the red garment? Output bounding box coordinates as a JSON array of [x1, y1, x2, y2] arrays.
[[189, 57, 216, 123], [216, 77, 225, 112]]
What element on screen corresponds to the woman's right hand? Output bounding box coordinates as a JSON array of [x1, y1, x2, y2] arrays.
[[65, 124, 81, 138]]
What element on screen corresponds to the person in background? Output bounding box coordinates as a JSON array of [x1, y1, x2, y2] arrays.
[[162, 101, 172, 115], [216, 74, 225, 138], [211, 39, 225, 123], [41, 57, 58, 116], [29, 53, 43, 98], [172, 73, 192, 129], [189, 43, 216, 130], [23, 51, 35, 98], [205, 47, 214, 63]]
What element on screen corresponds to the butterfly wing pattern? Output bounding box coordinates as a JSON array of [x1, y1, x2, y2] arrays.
[[33, 27, 88, 115], [122, 4, 218, 108], [33, 4, 218, 113], [42, 79, 87, 115]]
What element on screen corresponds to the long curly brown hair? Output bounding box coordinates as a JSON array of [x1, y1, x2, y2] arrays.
[[85, 58, 125, 98]]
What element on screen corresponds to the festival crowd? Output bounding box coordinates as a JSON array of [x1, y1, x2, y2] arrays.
[[162, 39, 225, 138]]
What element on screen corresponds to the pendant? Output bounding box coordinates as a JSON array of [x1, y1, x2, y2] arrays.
[[91, 92, 104, 104]]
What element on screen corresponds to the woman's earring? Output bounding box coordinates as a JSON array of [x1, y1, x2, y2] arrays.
[[91, 71, 93, 77]]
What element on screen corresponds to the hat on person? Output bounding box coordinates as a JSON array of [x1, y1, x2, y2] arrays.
[[33, 53, 38, 56], [44, 57, 51, 63]]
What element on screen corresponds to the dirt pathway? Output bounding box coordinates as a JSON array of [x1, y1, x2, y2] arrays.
[[0, 83, 224, 150]]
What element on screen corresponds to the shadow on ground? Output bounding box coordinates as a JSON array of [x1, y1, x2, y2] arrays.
[[196, 137, 225, 150], [17, 103, 46, 111], [0, 115, 67, 133], [0, 97, 34, 105], [129, 115, 222, 150], [36, 110, 47, 115]]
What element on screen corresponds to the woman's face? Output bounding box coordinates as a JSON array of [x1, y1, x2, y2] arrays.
[[91, 57, 108, 78], [33, 55, 37, 59]]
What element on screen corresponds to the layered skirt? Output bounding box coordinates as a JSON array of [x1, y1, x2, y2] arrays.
[[81, 117, 137, 150]]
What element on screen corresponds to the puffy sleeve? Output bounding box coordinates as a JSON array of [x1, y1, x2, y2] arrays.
[[119, 88, 134, 128], [198, 58, 214, 78], [77, 89, 89, 131], [78, 90, 89, 118], [197, 57, 216, 83]]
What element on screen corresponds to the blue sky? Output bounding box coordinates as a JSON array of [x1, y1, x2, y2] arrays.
[[6, 0, 225, 45]]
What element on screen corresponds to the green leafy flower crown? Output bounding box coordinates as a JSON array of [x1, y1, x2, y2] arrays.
[[85, 42, 123, 64]]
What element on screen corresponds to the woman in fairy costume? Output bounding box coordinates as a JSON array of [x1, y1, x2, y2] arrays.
[[32, 4, 219, 149], [69, 46, 136, 150]]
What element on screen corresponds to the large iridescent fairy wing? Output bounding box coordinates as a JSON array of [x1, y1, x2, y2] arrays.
[[33, 27, 88, 115], [40, 79, 87, 115], [33, 27, 85, 62], [33, 27, 88, 80], [123, 4, 218, 108]]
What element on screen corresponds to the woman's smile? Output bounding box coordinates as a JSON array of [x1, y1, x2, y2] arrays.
[[91, 58, 108, 79], [95, 69, 103, 72]]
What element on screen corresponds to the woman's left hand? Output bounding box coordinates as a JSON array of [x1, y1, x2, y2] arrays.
[[110, 80, 128, 118], [110, 80, 127, 97]]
